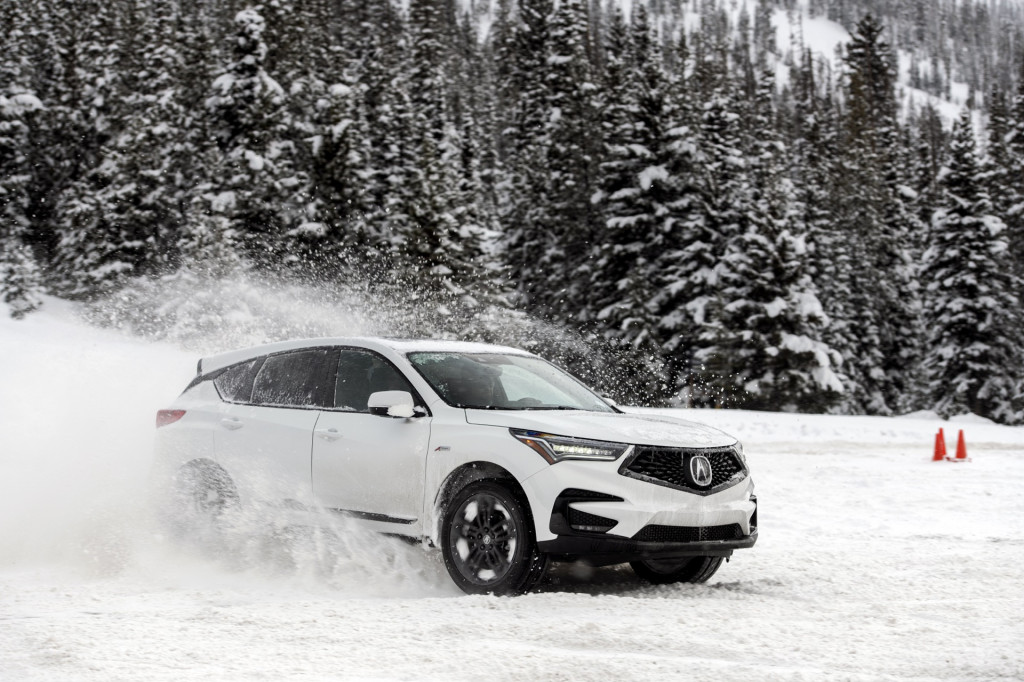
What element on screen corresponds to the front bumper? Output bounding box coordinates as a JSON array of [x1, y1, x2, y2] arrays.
[[539, 489, 758, 565], [521, 456, 757, 543], [538, 528, 758, 566], [521, 455, 758, 565]]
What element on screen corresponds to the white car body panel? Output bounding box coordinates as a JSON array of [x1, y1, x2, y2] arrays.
[[215, 403, 319, 505], [420, 415, 552, 540], [312, 410, 431, 528], [464, 409, 736, 449], [152, 381, 218, 473]]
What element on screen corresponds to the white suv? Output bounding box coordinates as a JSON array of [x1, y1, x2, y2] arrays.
[[154, 338, 757, 594]]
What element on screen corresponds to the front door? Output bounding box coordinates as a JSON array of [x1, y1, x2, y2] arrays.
[[311, 349, 431, 526]]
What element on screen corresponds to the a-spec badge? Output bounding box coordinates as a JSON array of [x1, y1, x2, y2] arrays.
[[689, 454, 713, 487]]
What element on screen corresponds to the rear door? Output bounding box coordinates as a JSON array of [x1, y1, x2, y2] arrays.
[[214, 349, 337, 506], [311, 349, 431, 526]]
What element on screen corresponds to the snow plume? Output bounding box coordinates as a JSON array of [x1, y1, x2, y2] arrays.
[[0, 300, 451, 595], [83, 270, 669, 405], [0, 277, 653, 593], [84, 270, 382, 354], [151, 499, 453, 597]]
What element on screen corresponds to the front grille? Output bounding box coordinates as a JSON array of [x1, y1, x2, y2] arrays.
[[620, 445, 745, 494], [633, 523, 744, 543]]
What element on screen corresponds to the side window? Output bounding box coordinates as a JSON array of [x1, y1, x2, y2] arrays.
[[334, 350, 374, 412], [251, 349, 336, 408], [213, 359, 262, 403], [334, 350, 417, 412], [367, 360, 415, 395]]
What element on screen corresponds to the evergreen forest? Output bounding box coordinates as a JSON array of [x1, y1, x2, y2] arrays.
[[2, 0, 1024, 422]]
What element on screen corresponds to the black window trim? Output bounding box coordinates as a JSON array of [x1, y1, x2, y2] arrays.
[[196, 344, 431, 416]]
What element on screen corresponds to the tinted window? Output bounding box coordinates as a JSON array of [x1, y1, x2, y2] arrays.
[[334, 350, 417, 412], [213, 359, 262, 403], [252, 349, 336, 408]]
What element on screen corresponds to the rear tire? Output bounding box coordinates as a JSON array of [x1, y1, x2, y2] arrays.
[[630, 556, 724, 585], [167, 461, 239, 538], [441, 481, 548, 595]]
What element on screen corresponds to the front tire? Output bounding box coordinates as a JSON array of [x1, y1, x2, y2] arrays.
[[441, 481, 548, 595], [630, 556, 724, 585]]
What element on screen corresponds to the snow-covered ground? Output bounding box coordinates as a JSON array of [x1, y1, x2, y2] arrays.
[[2, 301, 1023, 681]]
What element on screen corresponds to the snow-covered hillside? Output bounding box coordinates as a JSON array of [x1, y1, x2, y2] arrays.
[[1, 302, 1023, 680]]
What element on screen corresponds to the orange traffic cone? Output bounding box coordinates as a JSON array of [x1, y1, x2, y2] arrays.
[[953, 429, 970, 461], [932, 428, 947, 462]]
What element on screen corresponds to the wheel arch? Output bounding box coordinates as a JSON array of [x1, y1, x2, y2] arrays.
[[176, 457, 232, 479], [430, 461, 529, 544]]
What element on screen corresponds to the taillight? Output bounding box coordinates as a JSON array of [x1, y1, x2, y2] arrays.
[[156, 409, 186, 428]]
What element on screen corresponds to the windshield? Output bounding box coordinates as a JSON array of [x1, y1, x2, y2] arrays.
[[407, 352, 615, 412]]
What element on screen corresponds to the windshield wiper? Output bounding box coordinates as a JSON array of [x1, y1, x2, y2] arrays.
[[462, 405, 589, 412], [523, 406, 582, 411]]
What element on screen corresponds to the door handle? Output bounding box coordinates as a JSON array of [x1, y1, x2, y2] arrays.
[[220, 417, 243, 430], [316, 428, 342, 442]]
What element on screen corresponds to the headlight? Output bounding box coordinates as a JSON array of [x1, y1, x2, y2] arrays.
[[510, 429, 631, 463], [733, 441, 747, 467]]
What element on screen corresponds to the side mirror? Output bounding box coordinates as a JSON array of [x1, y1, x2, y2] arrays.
[[368, 390, 416, 418]]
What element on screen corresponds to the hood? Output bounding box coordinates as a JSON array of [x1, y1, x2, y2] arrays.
[[464, 409, 737, 449]]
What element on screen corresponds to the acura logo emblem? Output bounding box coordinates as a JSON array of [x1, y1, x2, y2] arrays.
[[689, 455, 713, 487]]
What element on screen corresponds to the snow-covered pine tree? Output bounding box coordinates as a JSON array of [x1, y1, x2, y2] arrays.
[[447, 13, 505, 303], [536, 0, 601, 318], [0, 0, 44, 317], [650, 30, 703, 397], [498, 0, 555, 310], [787, 47, 861, 410], [202, 7, 307, 271], [589, 6, 633, 329], [983, 86, 1013, 220], [706, 69, 842, 412], [395, 0, 488, 305], [306, 76, 375, 277], [47, 0, 134, 297], [0, 240, 42, 318], [663, 80, 751, 407], [258, 0, 345, 278], [166, 0, 236, 280], [356, 0, 411, 261], [589, 5, 676, 399], [74, 0, 191, 281], [908, 104, 947, 234], [979, 85, 1022, 375], [832, 14, 920, 415], [921, 110, 1022, 423], [1003, 67, 1024, 307]]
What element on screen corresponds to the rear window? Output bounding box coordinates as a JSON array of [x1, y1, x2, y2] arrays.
[[251, 349, 336, 408], [213, 359, 262, 403]]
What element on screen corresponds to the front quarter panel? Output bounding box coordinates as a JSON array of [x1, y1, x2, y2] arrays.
[[422, 411, 549, 541]]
